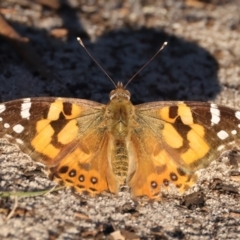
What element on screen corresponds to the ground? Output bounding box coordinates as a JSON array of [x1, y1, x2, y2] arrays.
[[0, 0, 240, 239]]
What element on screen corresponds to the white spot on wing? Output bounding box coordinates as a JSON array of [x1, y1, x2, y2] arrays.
[[210, 103, 220, 126], [231, 130, 237, 135], [235, 111, 240, 120], [5, 134, 13, 139], [228, 141, 235, 146], [0, 104, 6, 113], [0, 117, 2, 121], [13, 124, 24, 134], [217, 130, 229, 140], [4, 123, 10, 128], [16, 138, 24, 145], [217, 145, 225, 151], [21, 99, 32, 119]]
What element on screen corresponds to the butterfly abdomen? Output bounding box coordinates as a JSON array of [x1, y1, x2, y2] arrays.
[[111, 139, 129, 185]]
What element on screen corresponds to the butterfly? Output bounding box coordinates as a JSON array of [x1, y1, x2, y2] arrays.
[[1, 40, 240, 199], [0, 81, 240, 199]]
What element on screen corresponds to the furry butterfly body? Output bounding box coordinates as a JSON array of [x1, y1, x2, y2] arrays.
[[1, 82, 240, 199]]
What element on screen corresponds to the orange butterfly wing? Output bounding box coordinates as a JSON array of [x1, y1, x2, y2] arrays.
[[127, 101, 240, 199], [0, 97, 118, 195]]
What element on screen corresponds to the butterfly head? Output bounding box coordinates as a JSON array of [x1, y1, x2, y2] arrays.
[[109, 82, 131, 101]]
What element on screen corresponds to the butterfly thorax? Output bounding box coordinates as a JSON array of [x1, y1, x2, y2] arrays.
[[105, 82, 134, 184]]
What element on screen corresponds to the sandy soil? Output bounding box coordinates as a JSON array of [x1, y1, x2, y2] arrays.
[[1, 0, 240, 239]]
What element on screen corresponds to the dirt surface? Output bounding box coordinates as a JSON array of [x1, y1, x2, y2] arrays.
[[1, 0, 240, 239]]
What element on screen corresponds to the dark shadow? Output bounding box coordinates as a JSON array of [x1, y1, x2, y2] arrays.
[[0, 4, 219, 104]]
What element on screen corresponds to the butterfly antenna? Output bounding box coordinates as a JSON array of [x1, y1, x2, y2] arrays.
[[77, 37, 117, 88], [124, 41, 168, 89]]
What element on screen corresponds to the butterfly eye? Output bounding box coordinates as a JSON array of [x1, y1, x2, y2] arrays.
[[109, 90, 116, 99], [109, 88, 131, 100], [125, 90, 131, 98]]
